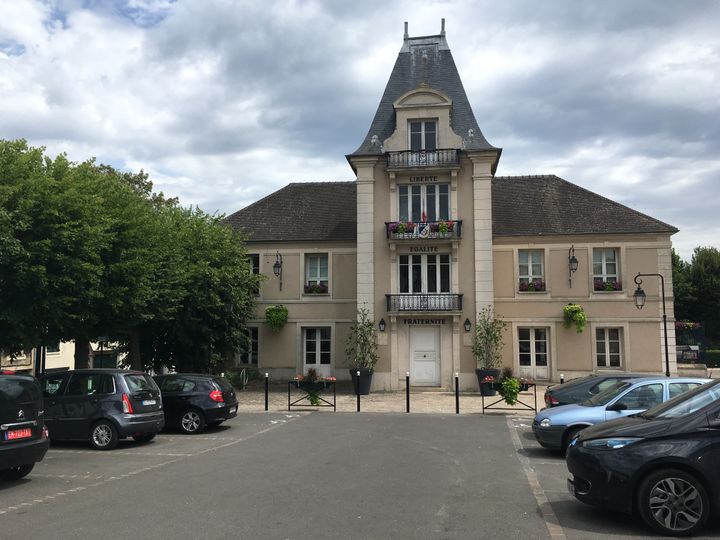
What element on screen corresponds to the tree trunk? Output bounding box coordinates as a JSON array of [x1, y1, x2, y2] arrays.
[[74, 338, 91, 369], [128, 329, 143, 371]]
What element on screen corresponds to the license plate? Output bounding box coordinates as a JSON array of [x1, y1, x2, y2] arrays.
[[229, 406, 237, 414], [567, 478, 575, 496], [5, 428, 32, 440], [142, 399, 156, 406]]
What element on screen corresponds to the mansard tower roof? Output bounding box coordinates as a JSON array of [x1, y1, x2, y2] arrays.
[[350, 20, 498, 156]]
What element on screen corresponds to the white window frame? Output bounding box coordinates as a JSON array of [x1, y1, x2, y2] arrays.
[[593, 248, 620, 287], [248, 254, 260, 295], [398, 184, 450, 223], [399, 254, 451, 293], [408, 119, 437, 151], [46, 342, 61, 354], [595, 327, 623, 368], [517, 327, 549, 369], [305, 253, 329, 287], [303, 327, 332, 366], [518, 250, 544, 285]]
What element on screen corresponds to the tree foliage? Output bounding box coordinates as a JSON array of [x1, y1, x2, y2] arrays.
[[0, 139, 260, 372], [673, 247, 720, 347]]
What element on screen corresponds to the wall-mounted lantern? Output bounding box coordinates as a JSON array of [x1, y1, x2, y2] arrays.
[[272, 251, 283, 290], [378, 318, 386, 332], [464, 318, 472, 332], [568, 245, 579, 287]]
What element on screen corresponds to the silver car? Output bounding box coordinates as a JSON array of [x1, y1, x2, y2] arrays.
[[532, 376, 710, 452]]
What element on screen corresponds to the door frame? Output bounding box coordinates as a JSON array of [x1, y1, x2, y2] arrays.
[[409, 325, 441, 386]]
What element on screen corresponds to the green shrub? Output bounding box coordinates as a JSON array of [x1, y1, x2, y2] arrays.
[[265, 305, 288, 332]]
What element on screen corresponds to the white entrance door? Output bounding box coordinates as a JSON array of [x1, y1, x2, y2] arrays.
[[410, 326, 440, 386], [518, 327, 549, 380]]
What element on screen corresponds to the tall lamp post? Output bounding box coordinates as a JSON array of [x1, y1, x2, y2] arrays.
[[632, 272, 670, 377]]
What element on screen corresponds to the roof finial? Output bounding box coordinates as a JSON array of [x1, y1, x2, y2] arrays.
[[404, 21, 409, 40], [441, 18, 445, 36]]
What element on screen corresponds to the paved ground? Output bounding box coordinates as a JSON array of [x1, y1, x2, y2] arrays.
[[2, 391, 719, 539]]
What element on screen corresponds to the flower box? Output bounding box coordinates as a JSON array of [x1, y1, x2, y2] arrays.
[[519, 280, 546, 292], [593, 279, 622, 292]]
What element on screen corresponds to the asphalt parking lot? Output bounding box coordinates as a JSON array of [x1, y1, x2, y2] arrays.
[[1, 411, 719, 539]]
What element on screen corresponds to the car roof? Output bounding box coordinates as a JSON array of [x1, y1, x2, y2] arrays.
[[40, 369, 147, 375], [154, 373, 220, 379]]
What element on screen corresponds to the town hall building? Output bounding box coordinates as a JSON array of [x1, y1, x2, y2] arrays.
[[225, 21, 679, 391]]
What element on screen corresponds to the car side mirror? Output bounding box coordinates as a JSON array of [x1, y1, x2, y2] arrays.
[[606, 402, 627, 412]]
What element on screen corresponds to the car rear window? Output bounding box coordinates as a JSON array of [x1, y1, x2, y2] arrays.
[[0, 377, 41, 404], [124, 373, 158, 392], [213, 377, 233, 391]]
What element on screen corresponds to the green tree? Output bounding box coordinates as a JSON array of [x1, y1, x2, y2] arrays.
[[671, 249, 694, 322], [688, 247, 720, 346]]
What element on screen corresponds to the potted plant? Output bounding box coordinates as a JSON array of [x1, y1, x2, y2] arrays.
[[493, 367, 522, 405], [294, 368, 336, 406], [345, 307, 379, 395], [265, 304, 288, 332], [563, 303, 587, 333], [472, 306, 507, 396]]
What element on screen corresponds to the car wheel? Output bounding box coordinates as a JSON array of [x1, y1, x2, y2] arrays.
[[132, 433, 156, 443], [180, 409, 205, 434], [637, 468, 710, 536], [90, 420, 119, 450], [561, 426, 585, 456], [1, 464, 35, 481]]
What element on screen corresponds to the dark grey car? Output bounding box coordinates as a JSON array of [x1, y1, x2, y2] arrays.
[[39, 369, 164, 450]]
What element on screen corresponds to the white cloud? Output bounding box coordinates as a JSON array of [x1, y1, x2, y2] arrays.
[[0, 0, 718, 261]]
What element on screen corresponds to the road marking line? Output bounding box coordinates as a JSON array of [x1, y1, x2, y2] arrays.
[[0, 416, 303, 516], [507, 416, 567, 540]]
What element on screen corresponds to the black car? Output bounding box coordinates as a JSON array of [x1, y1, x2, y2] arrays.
[[38, 369, 164, 450], [566, 379, 720, 536], [544, 373, 648, 408], [154, 374, 238, 434], [1, 372, 50, 480]]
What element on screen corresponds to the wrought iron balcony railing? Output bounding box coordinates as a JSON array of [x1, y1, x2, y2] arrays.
[[386, 294, 463, 312], [386, 149, 460, 168], [385, 220, 462, 241]]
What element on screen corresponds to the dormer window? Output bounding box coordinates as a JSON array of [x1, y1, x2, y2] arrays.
[[409, 120, 437, 151]]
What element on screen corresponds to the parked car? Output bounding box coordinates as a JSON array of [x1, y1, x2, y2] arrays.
[[543, 373, 648, 408], [533, 377, 709, 452], [38, 369, 164, 450], [566, 379, 720, 536], [153, 374, 238, 434], [1, 372, 50, 480]]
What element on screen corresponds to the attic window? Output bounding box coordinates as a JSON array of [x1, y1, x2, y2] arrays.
[[409, 120, 437, 151]]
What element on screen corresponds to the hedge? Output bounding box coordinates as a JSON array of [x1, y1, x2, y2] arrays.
[[706, 350, 720, 368]]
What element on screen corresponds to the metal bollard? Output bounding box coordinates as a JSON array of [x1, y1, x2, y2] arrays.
[[455, 372, 460, 414], [356, 370, 361, 412], [406, 372, 410, 413], [264, 373, 269, 411], [560, 373, 565, 384]]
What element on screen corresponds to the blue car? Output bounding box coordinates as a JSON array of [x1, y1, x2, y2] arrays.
[[532, 377, 710, 452]]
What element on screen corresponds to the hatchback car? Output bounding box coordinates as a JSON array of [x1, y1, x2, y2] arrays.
[[543, 373, 648, 408], [533, 377, 709, 452], [566, 379, 720, 536], [38, 369, 164, 450], [1, 372, 50, 480], [153, 374, 238, 434]]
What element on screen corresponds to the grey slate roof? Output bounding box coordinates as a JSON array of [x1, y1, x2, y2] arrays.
[[350, 31, 498, 156], [224, 182, 356, 242], [492, 175, 678, 236], [225, 176, 677, 242]]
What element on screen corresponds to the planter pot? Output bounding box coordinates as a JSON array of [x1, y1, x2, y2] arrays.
[[475, 368, 500, 396], [349, 368, 373, 395], [296, 381, 329, 392]]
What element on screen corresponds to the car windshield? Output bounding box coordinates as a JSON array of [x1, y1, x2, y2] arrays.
[[580, 381, 631, 406], [642, 380, 720, 419]]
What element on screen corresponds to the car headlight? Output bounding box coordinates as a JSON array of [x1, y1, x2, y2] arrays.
[[539, 418, 552, 428], [582, 437, 642, 450]]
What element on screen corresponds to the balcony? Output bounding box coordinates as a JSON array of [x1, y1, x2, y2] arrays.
[[385, 220, 462, 241], [386, 294, 463, 312], [386, 149, 460, 169]]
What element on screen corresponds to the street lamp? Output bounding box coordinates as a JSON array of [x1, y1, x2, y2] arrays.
[[633, 272, 670, 377]]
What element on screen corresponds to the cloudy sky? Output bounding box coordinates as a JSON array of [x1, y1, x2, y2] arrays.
[[1, 0, 718, 260]]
